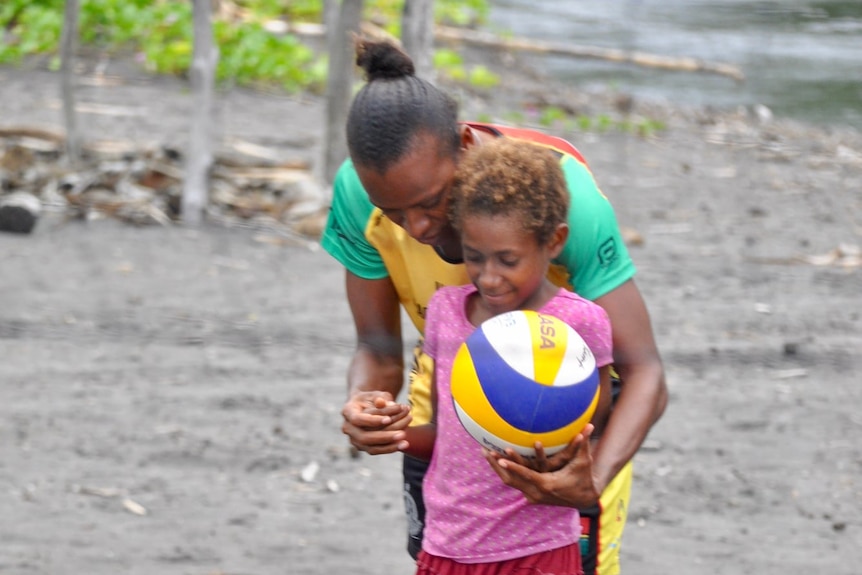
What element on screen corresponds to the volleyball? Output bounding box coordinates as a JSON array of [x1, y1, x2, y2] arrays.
[[450, 310, 600, 457]]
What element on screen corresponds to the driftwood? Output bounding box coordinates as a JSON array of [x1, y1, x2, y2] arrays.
[[0, 128, 327, 239], [434, 25, 745, 82], [218, 138, 311, 169], [0, 127, 66, 143], [745, 244, 861, 269], [278, 20, 744, 82]]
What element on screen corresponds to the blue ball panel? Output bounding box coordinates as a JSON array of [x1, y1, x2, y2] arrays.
[[466, 331, 599, 433]]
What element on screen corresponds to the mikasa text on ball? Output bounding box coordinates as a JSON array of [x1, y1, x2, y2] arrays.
[[450, 309, 600, 457]]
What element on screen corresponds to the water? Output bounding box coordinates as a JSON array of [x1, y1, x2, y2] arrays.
[[487, 0, 862, 130]]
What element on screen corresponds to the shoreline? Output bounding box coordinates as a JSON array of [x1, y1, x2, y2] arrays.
[[3, 54, 860, 239], [2, 50, 861, 164], [2, 56, 860, 243]]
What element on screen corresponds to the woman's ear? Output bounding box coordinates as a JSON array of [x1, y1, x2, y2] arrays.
[[547, 223, 569, 258]]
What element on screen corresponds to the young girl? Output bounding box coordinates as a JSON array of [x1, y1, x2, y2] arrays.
[[398, 138, 615, 575]]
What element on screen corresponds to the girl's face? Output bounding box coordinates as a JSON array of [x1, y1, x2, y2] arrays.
[[460, 212, 567, 317]]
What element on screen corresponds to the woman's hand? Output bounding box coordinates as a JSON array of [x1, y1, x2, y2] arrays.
[[341, 392, 412, 455]]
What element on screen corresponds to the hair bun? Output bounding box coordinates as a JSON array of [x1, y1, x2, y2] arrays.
[[355, 39, 415, 81]]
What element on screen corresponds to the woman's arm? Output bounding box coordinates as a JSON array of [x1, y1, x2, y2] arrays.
[[591, 279, 667, 492], [340, 271, 413, 455], [483, 280, 667, 507]]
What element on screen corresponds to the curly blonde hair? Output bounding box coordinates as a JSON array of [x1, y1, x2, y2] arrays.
[[450, 138, 569, 245]]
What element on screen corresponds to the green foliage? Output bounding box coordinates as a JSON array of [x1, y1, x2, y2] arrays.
[[525, 106, 667, 138], [635, 118, 666, 137], [432, 48, 463, 69], [436, 0, 488, 27], [433, 48, 464, 80], [139, 2, 194, 75], [615, 116, 666, 137], [434, 48, 499, 91], [0, 0, 326, 92], [366, 0, 489, 36], [249, 0, 308, 21], [502, 110, 526, 125], [0, 0, 490, 94], [595, 113, 614, 132], [468, 65, 499, 89], [575, 115, 593, 131], [539, 106, 567, 127], [214, 20, 322, 92], [365, 0, 404, 36], [0, 0, 64, 63], [78, 0, 155, 45]]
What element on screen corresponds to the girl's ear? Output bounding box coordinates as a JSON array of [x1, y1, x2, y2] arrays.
[[547, 223, 569, 259]]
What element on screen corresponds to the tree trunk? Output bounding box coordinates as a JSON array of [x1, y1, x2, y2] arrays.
[[182, 0, 219, 226], [324, 0, 339, 37], [60, 0, 81, 167], [322, 0, 364, 188], [401, 0, 435, 81]]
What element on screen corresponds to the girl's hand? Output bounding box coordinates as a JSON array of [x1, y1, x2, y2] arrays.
[[483, 425, 601, 508]]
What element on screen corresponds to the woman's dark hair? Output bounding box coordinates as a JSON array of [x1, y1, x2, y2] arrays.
[[450, 138, 570, 246], [347, 39, 461, 173]]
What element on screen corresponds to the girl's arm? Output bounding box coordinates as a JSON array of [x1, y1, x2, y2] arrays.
[[399, 369, 438, 460]]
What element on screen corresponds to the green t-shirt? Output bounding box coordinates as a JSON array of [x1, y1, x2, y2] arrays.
[[322, 123, 636, 336]]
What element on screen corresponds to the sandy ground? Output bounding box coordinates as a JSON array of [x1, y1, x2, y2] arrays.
[[2, 51, 862, 575]]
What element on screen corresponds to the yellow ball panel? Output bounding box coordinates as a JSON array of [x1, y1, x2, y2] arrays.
[[527, 312, 570, 385], [451, 341, 601, 456]]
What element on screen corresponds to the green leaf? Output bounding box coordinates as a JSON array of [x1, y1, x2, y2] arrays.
[[468, 65, 499, 89]]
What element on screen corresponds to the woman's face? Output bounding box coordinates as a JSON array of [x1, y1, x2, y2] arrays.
[[355, 132, 459, 248]]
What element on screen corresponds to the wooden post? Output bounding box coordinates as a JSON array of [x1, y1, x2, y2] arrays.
[[59, 0, 81, 167], [322, 0, 364, 187], [401, 0, 435, 81], [324, 0, 339, 36], [182, 0, 219, 226]]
